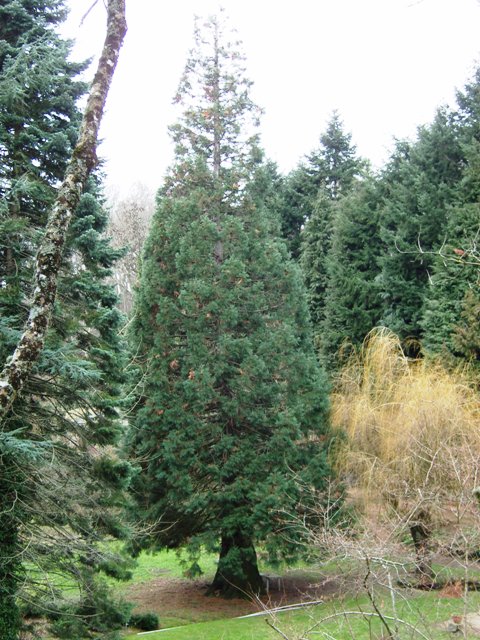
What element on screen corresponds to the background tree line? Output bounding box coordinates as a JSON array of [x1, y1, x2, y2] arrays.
[[281, 81, 480, 370]]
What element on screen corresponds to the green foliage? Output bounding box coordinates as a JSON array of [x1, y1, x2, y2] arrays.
[[420, 72, 480, 360], [0, 0, 132, 635], [47, 579, 131, 639], [128, 13, 331, 596], [378, 108, 464, 347], [321, 181, 383, 366], [0, 455, 24, 640], [300, 193, 335, 333], [282, 111, 367, 257], [454, 289, 480, 365], [129, 612, 160, 631], [299, 115, 368, 361], [421, 203, 480, 358]]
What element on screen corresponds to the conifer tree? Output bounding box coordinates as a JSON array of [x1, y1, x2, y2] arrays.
[[321, 181, 383, 365], [378, 109, 464, 349], [300, 115, 367, 351], [281, 112, 366, 258], [305, 111, 366, 201], [128, 13, 330, 597], [0, 2, 130, 636], [421, 70, 480, 361]]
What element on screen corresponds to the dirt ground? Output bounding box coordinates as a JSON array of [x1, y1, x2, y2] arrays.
[[125, 572, 341, 624]]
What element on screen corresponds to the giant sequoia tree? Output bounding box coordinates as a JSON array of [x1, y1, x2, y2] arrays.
[[128, 14, 330, 597], [0, 2, 129, 637]]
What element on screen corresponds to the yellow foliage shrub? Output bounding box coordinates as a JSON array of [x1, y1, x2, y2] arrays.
[[333, 328, 480, 519]]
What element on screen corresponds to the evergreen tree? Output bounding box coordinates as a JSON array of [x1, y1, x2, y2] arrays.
[[300, 192, 335, 336], [300, 115, 367, 350], [421, 203, 480, 359], [128, 13, 330, 597], [321, 181, 384, 365], [378, 108, 464, 349], [454, 288, 480, 366], [0, 2, 130, 636], [305, 111, 366, 201], [421, 70, 480, 361], [281, 111, 366, 257]]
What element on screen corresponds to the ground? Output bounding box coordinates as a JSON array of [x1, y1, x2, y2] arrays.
[[124, 570, 340, 628], [121, 565, 480, 640]]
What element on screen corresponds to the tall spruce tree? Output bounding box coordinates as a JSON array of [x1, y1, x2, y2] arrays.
[[421, 69, 480, 363], [378, 108, 464, 349], [321, 180, 384, 366], [300, 115, 367, 352], [0, 2, 130, 637], [281, 111, 366, 258], [128, 13, 330, 597]]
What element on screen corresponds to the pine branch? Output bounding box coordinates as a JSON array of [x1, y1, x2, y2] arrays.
[[0, 0, 127, 423]]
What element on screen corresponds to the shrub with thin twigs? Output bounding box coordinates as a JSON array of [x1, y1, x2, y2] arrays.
[[333, 328, 480, 531]]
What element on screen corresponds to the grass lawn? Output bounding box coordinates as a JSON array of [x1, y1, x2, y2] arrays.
[[111, 547, 219, 587], [111, 546, 314, 590], [123, 590, 480, 640]]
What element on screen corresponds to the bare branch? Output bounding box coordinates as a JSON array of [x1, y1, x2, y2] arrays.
[[80, 0, 102, 26]]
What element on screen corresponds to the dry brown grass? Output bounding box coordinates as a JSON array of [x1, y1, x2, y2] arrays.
[[332, 328, 480, 523]]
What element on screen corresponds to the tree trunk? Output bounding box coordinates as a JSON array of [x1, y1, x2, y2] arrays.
[[208, 531, 265, 598], [410, 521, 434, 587], [0, 0, 127, 422], [0, 4, 126, 637]]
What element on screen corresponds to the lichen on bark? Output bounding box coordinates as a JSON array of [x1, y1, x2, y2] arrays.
[[0, 0, 127, 422]]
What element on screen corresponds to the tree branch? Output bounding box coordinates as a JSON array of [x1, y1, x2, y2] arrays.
[[0, 0, 127, 423]]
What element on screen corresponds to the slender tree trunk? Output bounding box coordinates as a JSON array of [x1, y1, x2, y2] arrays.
[[0, 0, 127, 422], [410, 520, 434, 586], [0, 4, 126, 637], [208, 531, 264, 598]]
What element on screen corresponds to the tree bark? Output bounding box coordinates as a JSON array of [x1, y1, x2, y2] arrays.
[[410, 520, 434, 587], [0, 0, 127, 423], [208, 531, 265, 598]]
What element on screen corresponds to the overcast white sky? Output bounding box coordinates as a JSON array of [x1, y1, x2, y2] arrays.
[[63, 0, 480, 195]]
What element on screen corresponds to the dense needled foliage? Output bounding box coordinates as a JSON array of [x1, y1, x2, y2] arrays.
[[321, 181, 384, 366], [378, 109, 464, 351], [128, 13, 331, 598], [421, 70, 480, 364], [0, 2, 131, 637], [300, 115, 367, 354], [281, 111, 367, 259]]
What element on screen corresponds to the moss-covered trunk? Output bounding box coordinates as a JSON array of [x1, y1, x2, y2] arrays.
[[0, 0, 127, 421]]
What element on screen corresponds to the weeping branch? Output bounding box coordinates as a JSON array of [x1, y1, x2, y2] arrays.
[[0, 0, 127, 423]]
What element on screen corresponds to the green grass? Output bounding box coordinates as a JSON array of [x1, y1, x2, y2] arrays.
[[124, 612, 281, 640], [111, 547, 318, 593], [101, 546, 222, 600], [124, 590, 480, 640], [114, 548, 218, 586], [431, 561, 480, 583]]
